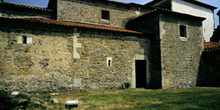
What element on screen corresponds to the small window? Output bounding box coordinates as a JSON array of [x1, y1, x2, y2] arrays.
[[180, 25, 187, 37], [107, 57, 112, 67], [23, 36, 27, 44], [101, 10, 110, 20]]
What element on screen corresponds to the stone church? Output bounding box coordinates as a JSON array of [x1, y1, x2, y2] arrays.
[[0, 0, 218, 92]]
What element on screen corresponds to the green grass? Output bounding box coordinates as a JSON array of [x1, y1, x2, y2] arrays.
[[43, 87, 220, 110]]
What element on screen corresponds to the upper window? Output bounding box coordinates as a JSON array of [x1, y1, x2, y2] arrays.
[[179, 25, 187, 38], [101, 10, 110, 21]]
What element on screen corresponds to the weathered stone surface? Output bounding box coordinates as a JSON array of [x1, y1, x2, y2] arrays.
[[126, 11, 204, 89], [160, 13, 204, 89], [58, 0, 149, 27], [0, 26, 150, 92]]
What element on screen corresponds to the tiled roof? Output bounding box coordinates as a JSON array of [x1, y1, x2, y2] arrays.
[[128, 8, 205, 24], [0, 17, 144, 35], [0, 1, 53, 12], [204, 42, 220, 52]]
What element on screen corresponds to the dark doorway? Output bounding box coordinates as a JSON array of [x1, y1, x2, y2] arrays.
[[135, 60, 146, 88]]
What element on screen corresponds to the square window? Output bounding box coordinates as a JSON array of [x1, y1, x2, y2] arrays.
[[101, 10, 110, 20], [180, 25, 187, 37]]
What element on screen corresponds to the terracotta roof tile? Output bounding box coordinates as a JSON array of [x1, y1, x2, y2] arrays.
[[0, 1, 53, 12], [127, 8, 205, 25], [204, 42, 220, 52], [0, 17, 144, 35]]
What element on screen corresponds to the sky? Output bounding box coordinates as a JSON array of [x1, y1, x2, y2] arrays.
[[4, 0, 220, 27]]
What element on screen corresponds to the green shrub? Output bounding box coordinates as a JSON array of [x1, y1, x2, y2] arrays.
[[0, 90, 19, 109], [0, 90, 46, 109], [120, 82, 131, 89], [124, 82, 131, 89]]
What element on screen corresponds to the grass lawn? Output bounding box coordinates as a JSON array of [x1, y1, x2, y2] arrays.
[[41, 87, 220, 110]]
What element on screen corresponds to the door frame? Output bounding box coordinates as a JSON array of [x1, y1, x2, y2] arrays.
[[131, 55, 150, 89]]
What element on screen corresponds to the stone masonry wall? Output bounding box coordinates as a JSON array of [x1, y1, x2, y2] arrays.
[[160, 14, 203, 89], [0, 27, 74, 92], [58, 0, 149, 27], [0, 27, 150, 92], [76, 32, 150, 91]]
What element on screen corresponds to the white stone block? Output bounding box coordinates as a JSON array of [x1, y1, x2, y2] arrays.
[[73, 79, 81, 86], [27, 37, 33, 44], [11, 91, 19, 96]]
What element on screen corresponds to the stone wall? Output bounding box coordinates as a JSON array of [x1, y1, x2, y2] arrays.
[[160, 13, 204, 89], [76, 32, 151, 91], [126, 13, 162, 89], [58, 0, 150, 27], [0, 26, 151, 92], [0, 27, 73, 92]]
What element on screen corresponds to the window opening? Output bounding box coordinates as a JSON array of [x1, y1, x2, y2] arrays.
[[108, 60, 111, 67], [101, 10, 110, 20], [23, 36, 27, 44], [180, 25, 187, 37], [107, 57, 112, 67]]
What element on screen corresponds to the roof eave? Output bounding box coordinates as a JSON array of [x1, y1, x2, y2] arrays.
[[0, 17, 146, 35], [128, 8, 206, 25], [158, 9, 206, 21]]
